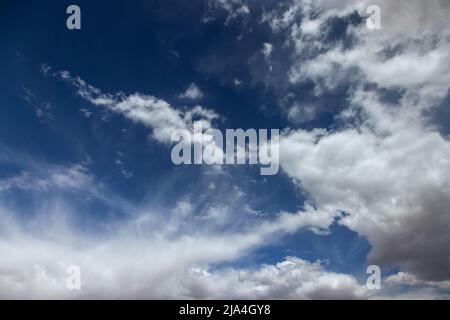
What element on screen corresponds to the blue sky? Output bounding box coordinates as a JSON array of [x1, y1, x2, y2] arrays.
[[1, 0, 450, 299]]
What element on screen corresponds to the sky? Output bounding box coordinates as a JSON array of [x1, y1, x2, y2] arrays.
[[0, 0, 450, 299]]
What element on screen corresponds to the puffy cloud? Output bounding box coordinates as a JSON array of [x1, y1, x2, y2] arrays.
[[182, 257, 369, 299], [179, 83, 204, 100], [278, 0, 450, 98], [264, 0, 450, 37], [255, 0, 450, 126], [289, 24, 450, 101], [57, 71, 217, 143], [286, 103, 317, 124], [280, 88, 450, 282], [251, 0, 450, 286], [262, 43, 273, 60]]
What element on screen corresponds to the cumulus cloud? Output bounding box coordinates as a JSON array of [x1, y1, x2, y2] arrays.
[[271, 0, 450, 286], [57, 71, 217, 143], [269, 0, 450, 99], [182, 257, 368, 299], [179, 83, 204, 100], [280, 103, 450, 281], [262, 43, 273, 60]]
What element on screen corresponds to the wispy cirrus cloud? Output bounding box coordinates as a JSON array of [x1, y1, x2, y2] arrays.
[[0, 178, 342, 299], [0, 164, 92, 192]]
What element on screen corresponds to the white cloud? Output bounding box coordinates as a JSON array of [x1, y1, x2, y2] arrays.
[[0, 164, 93, 193], [179, 83, 204, 100], [182, 257, 369, 299], [385, 272, 450, 290], [379, 272, 450, 299], [0, 148, 345, 299], [0, 196, 342, 299], [57, 72, 216, 144], [0, 231, 368, 299], [281, 0, 450, 101], [261, 0, 304, 31], [262, 43, 273, 60], [287, 103, 317, 124], [254, 0, 450, 286], [279, 88, 450, 282], [204, 0, 250, 24]]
